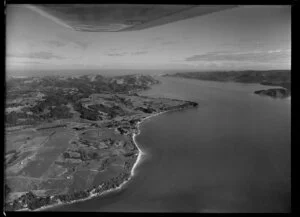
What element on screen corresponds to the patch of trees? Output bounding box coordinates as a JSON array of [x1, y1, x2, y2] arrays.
[[6, 152, 19, 165], [63, 152, 70, 159], [30, 102, 46, 114], [5, 188, 92, 211], [188, 101, 198, 107], [117, 97, 133, 107], [55, 190, 89, 203], [5, 184, 11, 199], [45, 92, 69, 106], [73, 102, 101, 121], [76, 149, 98, 161], [90, 152, 99, 159], [101, 172, 131, 191], [5, 191, 51, 211], [6, 149, 17, 155], [78, 149, 88, 161], [6, 111, 31, 126], [6, 102, 23, 108], [111, 105, 126, 117], [129, 119, 139, 125], [88, 104, 125, 118], [64, 92, 82, 103], [76, 102, 126, 121], [26, 194, 51, 210], [108, 83, 131, 93], [123, 152, 135, 157], [48, 105, 73, 119], [79, 139, 93, 147], [6, 112, 19, 125], [124, 156, 137, 171], [116, 127, 128, 135], [135, 107, 155, 113], [29, 100, 72, 120]]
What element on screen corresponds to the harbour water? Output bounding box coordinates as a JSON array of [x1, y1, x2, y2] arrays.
[[52, 76, 291, 212]]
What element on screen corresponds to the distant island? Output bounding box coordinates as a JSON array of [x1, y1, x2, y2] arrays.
[[5, 74, 198, 211], [164, 70, 291, 98]]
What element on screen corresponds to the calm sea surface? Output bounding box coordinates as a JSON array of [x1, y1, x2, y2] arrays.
[[52, 77, 291, 213]]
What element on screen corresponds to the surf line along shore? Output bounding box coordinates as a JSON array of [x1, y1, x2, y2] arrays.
[[21, 103, 198, 211]]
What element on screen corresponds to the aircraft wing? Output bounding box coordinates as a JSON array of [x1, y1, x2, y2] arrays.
[[25, 4, 238, 32]]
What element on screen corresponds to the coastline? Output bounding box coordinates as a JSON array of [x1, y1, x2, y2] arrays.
[[9, 101, 198, 212], [32, 110, 169, 211], [131, 110, 168, 177]]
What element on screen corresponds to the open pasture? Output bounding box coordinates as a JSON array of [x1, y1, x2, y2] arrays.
[[15, 128, 74, 178], [80, 128, 129, 144]]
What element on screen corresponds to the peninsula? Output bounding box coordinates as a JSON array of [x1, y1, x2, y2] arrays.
[[5, 74, 198, 211]]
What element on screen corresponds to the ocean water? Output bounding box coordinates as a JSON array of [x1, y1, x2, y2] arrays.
[[51, 77, 291, 213]]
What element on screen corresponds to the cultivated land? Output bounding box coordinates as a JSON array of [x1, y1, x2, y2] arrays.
[[164, 70, 291, 98], [4, 74, 198, 211]]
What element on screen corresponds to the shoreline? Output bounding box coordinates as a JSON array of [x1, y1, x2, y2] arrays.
[[32, 111, 169, 211], [131, 110, 168, 177], [11, 103, 197, 212]]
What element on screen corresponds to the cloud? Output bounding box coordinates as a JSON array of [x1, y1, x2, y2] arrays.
[[8, 51, 66, 59], [219, 40, 290, 51], [45, 40, 67, 47], [185, 49, 291, 63], [107, 52, 128, 56], [105, 48, 129, 56], [106, 50, 148, 56], [72, 41, 89, 49], [24, 61, 45, 64], [8, 60, 46, 65], [150, 36, 178, 46], [56, 33, 89, 50], [161, 41, 177, 45], [151, 36, 164, 41], [131, 51, 148, 55]]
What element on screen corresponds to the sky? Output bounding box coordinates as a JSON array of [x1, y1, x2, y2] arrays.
[[6, 5, 291, 72]]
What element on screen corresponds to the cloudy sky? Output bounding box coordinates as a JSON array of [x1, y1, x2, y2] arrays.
[[6, 5, 291, 71]]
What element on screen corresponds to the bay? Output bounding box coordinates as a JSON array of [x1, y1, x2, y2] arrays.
[[52, 76, 290, 213]]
